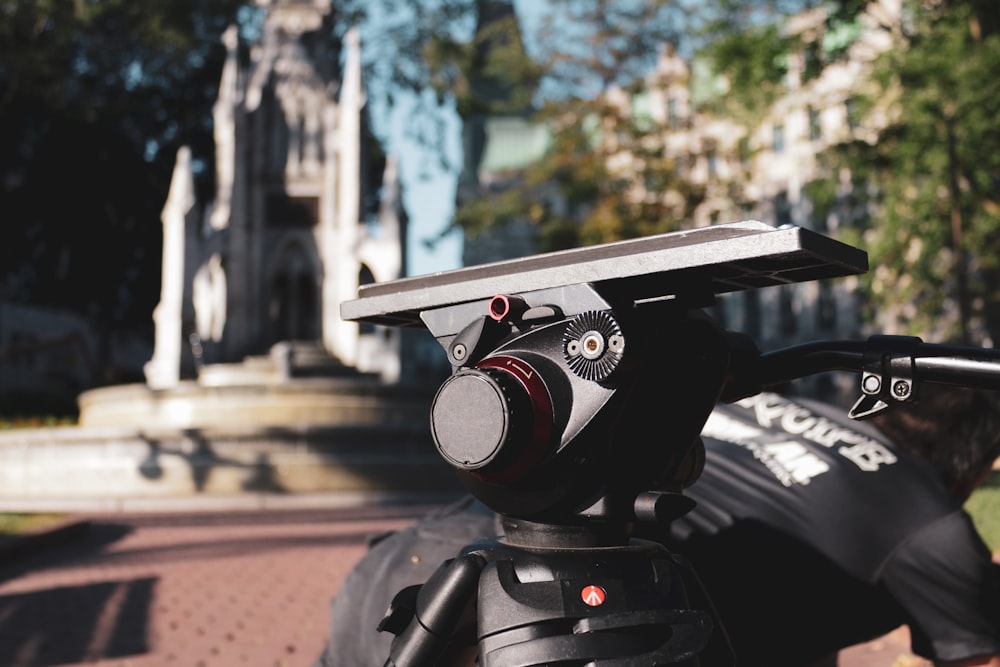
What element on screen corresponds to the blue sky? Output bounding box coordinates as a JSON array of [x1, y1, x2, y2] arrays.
[[384, 98, 464, 278], [384, 0, 544, 278]]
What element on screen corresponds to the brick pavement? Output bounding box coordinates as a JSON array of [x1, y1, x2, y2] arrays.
[[0, 504, 432, 667], [0, 502, 926, 667]]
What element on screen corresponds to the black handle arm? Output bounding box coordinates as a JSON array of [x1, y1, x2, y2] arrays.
[[722, 334, 1000, 419]]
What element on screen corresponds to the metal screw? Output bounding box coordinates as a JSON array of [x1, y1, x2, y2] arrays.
[[580, 332, 605, 360], [892, 380, 910, 399], [862, 373, 881, 394], [452, 343, 467, 361]]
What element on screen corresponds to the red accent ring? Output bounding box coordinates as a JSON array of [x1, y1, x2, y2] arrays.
[[488, 295, 511, 321], [474, 355, 553, 483]]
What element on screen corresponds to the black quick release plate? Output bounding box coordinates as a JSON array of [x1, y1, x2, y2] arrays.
[[340, 221, 869, 328]]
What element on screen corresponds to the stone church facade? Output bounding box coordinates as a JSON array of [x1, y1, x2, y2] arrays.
[[144, 0, 405, 390]]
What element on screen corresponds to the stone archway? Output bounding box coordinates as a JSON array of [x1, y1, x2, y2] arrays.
[[267, 241, 320, 345]]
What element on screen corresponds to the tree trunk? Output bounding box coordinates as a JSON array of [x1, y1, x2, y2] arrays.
[[946, 115, 970, 344]]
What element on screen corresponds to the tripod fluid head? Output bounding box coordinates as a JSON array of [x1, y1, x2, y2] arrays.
[[341, 222, 1000, 665], [342, 221, 868, 530], [342, 222, 869, 666]]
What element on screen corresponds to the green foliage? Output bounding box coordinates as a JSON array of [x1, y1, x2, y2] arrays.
[[424, 9, 541, 118], [0, 513, 68, 535], [454, 98, 706, 252], [441, 0, 716, 252], [453, 187, 529, 237], [0, 0, 245, 352], [824, 0, 1000, 343], [695, 24, 790, 124], [0, 417, 76, 430], [966, 471, 1000, 551], [337, 0, 553, 193], [803, 179, 838, 231], [356, 0, 918, 256], [532, 0, 702, 96]]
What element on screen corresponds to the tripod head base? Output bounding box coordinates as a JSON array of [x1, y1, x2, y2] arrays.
[[381, 536, 723, 667], [476, 539, 716, 666], [500, 516, 632, 549]]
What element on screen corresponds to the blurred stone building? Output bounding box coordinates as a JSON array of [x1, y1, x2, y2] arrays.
[[144, 0, 407, 392]]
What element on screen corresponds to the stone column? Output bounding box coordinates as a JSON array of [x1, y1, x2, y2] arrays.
[[329, 27, 363, 367], [320, 102, 340, 356], [210, 25, 239, 232], [144, 146, 195, 389]]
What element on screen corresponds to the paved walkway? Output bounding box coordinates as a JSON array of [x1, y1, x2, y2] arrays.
[[0, 500, 925, 667]]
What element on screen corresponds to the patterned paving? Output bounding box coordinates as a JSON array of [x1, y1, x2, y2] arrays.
[[0, 505, 923, 666]]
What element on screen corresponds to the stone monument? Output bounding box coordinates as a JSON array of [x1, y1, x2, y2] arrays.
[[0, 0, 458, 507], [142, 5, 401, 390]]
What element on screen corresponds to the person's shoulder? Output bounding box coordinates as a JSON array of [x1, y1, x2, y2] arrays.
[[888, 509, 993, 568]]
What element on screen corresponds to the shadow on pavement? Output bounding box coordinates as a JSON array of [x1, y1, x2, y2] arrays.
[[0, 522, 133, 584], [0, 505, 442, 667], [0, 576, 155, 666]]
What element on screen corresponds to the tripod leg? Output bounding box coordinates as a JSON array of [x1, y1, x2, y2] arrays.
[[381, 552, 486, 667]]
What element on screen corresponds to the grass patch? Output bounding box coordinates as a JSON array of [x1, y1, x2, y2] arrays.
[[0, 392, 79, 428], [965, 471, 1000, 551], [0, 513, 69, 536], [0, 415, 77, 430]]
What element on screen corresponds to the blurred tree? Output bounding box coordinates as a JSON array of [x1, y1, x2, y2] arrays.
[[828, 0, 1000, 344], [11, 0, 937, 385], [696, 23, 790, 127], [347, 0, 800, 253], [0, 0, 244, 380], [492, 0, 709, 251]]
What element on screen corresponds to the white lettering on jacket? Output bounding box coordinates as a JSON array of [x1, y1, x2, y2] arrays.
[[701, 393, 897, 486]]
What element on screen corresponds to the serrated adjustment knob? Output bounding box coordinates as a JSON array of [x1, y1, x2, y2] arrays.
[[563, 311, 625, 381]]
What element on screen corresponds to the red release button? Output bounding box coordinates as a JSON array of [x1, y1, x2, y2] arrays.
[[581, 585, 606, 607]]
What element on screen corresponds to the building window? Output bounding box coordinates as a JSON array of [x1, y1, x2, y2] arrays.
[[780, 286, 797, 336], [773, 124, 785, 153], [775, 190, 792, 226], [845, 176, 869, 227], [266, 193, 320, 228], [743, 290, 760, 339], [804, 41, 823, 81], [267, 272, 319, 342], [707, 151, 718, 179], [845, 97, 860, 130], [667, 97, 681, 129], [808, 106, 822, 141], [817, 281, 837, 331], [738, 136, 752, 171], [711, 295, 728, 330]]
